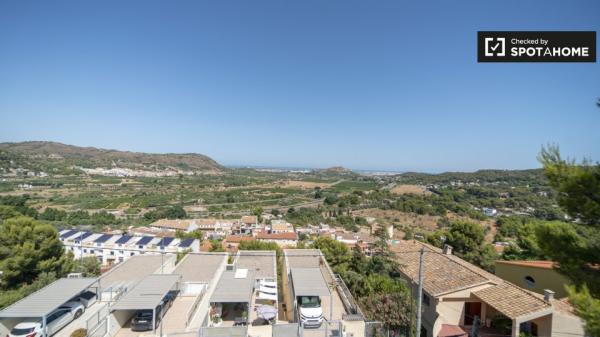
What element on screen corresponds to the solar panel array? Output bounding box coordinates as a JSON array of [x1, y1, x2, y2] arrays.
[[179, 238, 194, 248], [136, 236, 154, 246], [115, 235, 133, 244], [74, 231, 93, 242], [94, 234, 113, 243], [157, 237, 175, 247], [60, 229, 78, 239]]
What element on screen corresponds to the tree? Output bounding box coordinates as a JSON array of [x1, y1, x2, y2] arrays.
[[310, 237, 351, 272], [163, 205, 187, 219], [252, 207, 264, 223], [209, 239, 224, 252], [537, 145, 600, 336], [428, 221, 498, 271], [314, 187, 323, 199], [71, 256, 100, 277], [0, 217, 74, 289], [359, 290, 412, 332]]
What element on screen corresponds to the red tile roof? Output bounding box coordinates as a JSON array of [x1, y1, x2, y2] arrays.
[[495, 260, 557, 270], [256, 232, 298, 240], [224, 235, 254, 243]]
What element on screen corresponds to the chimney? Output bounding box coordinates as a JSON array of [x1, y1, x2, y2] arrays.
[[443, 244, 453, 255], [544, 289, 555, 302]]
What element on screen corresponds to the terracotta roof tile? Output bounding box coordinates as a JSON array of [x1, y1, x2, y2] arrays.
[[473, 283, 551, 319], [495, 260, 557, 270], [256, 232, 298, 240]]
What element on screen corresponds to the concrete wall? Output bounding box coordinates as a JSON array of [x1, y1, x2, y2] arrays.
[[551, 311, 585, 337], [529, 314, 552, 337], [188, 256, 227, 329], [108, 310, 135, 337], [495, 263, 570, 298]]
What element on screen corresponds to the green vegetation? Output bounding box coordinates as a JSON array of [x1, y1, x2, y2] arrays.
[[427, 221, 498, 271], [311, 231, 412, 334], [534, 146, 600, 336], [0, 216, 77, 309]]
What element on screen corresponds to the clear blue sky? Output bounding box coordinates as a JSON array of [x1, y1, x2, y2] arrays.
[[1, 1, 599, 172]]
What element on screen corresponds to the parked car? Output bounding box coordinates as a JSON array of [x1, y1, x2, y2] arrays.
[[57, 301, 85, 319], [130, 307, 162, 332], [8, 303, 84, 337], [161, 290, 178, 310], [71, 291, 97, 308]]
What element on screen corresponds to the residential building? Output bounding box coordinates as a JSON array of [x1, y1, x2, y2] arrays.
[[149, 219, 200, 232], [255, 231, 298, 247], [390, 240, 585, 337], [268, 219, 295, 233], [495, 260, 571, 299], [223, 235, 255, 252], [238, 215, 260, 234], [59, 229, 200, 265]]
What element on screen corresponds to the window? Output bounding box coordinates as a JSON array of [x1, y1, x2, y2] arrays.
[[130, 252, 135, 256], [524, 276, 536, 288], [83, 249, 87, 253], [110, 251, 115, 255]]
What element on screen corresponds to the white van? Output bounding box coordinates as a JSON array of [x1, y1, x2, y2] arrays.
[[297, 296, 323, 328]]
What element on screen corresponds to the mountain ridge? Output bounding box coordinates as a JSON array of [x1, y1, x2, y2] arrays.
[[0, 141, 223, 172]]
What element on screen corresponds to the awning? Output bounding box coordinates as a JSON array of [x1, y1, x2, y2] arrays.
[[290, 268, 330, 297], [112, 274, 180, 311], [0, 277, 99, 318], [473, 283, 552, 320], [210, 270, 254, 303]]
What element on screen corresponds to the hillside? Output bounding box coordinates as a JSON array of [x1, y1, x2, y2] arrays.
[[0, 141, 223, 173]]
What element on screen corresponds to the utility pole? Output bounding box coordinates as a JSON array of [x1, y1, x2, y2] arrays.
[[415, 247, 425, 337]]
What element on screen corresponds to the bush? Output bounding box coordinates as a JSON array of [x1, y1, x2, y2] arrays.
[[70, 328, 87, 337]]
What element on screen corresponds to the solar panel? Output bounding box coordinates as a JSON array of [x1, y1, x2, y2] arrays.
[[115, 235, 133, 244], [137, 236, 154, 246], [95, 234, 113, 243], [179, 238, 194, 248], [60, 229, 78, 239], [157, 237, 175, 247], [74, 232, 93, 242]]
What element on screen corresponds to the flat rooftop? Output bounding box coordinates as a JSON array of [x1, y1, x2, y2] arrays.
[[210, 270, 255, 303], [284, 249, 321, 269], [236, 250, 276, 279], [112, 274, 181, 311], [173, 253, 227, 283], [100, 255, 171, 289], [0, 277, 99, 318]]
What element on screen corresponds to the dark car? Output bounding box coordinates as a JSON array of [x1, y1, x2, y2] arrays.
[[130, 308, 161, 331], [161, 290, 178, 310]]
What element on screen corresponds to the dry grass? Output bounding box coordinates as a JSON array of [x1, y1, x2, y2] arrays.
[[279, 180, 333, 189], [390, 184, 431, 195]]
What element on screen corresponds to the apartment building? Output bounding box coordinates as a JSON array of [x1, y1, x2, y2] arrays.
[[390, 240, 585, 337], [59, 229, 200, 265]]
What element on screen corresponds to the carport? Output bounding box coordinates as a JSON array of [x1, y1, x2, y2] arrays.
[[0, 277, 100, 337], [111, 274, 180, 333], [290, 268, 332, 320], [209, 270, 255, 326]]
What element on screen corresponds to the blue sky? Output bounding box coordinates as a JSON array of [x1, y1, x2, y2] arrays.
[[0, 1, 599, 172]]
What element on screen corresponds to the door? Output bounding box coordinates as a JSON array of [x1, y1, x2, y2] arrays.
[[464, 302, 482, 326]]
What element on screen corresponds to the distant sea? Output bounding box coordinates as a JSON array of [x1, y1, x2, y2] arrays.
[[226, 165, 404, 176]]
